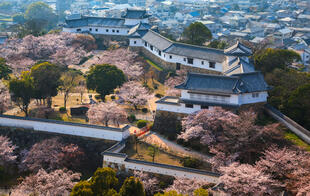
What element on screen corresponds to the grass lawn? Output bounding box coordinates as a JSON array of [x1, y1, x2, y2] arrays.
[[124, 141, 182, 167], [143, 57, 164, 71], [285, 131, 310, 151]]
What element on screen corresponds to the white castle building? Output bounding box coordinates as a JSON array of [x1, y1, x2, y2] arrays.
[[156, 72, 270, 114], [62, 9, 271, 114], [63, 9, 151, 36]]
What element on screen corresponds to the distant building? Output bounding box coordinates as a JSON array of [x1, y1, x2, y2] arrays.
[[63, 9, 151, 36]]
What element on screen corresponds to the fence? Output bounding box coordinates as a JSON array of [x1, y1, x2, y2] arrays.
[[102, 141, 220, 183], [264, 104, 310, 144], [0, 115, 130, 141]]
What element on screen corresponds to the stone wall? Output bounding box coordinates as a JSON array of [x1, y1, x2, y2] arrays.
[[130, 46, 222, 75]]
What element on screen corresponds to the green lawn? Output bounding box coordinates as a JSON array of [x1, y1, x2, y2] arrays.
[[145, 58, 164, 71], [285, 131, 310, 151]]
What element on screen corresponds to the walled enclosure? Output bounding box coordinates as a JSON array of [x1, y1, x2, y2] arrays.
[[0, 115, 130, 141]]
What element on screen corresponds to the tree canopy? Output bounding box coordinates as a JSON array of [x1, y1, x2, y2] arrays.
[[9, 71, 34, 116], [0, 58, 11, 80], [30, 62, 61, 105], [253, 48, 301, 73], [182, 22, 212, 46], [119, 177, 145, 196], [86, 64, 125, 100]]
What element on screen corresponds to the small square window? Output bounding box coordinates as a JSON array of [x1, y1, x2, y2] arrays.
[[112, 30, 115, 33], [89, 28, 92, 31], [201, 105, 209, 109], [95, 29, 98, 32], [116, 30, 119, 33], [144, 42, 147, 47], [183, 58, 186, 62], [150, 45, 153, 51], [252, 93, 259, 98], [76, 28, 81, 32], [134, 41, 137, 44], [201, 61, 204, 65], [176, 63, 181, 70], [185, 104, 193, 108], [158, 51, 161, 56], [209, 62, 216, 68], [187, 58, 193, 64], [106, 29, 109, 32], [170, 55, 172, 59]]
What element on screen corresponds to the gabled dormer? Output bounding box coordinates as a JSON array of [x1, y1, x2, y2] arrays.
[[224, 41, 253, 57], [122, 9, 151, 26]]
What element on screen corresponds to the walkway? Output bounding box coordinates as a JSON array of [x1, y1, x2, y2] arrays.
[[141, 132, 212, 161]]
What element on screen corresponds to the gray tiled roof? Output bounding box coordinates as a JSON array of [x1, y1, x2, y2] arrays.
[[175, 72, 270, 94], [64, 17, 127, 28], [164, 43, 226, 63], [128, 22, 152, 38], [142, 30, 173, 51], [224, 41, 253, 56], [224, 57, 255, 75], [122, 9, 150, 19]]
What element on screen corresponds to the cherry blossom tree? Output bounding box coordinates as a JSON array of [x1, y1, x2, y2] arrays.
[[0, 81, 10, 114], [90, 48, 144, 80], [165, 177, 208, 195], [219, 162, 282, 195], [134, 171, 160, 195], [178, 107, 284, 168], [0, 136, 17, 167], [20, 137, 84, 172], [0, 32, 92, 70], [11, 169, 81, 196], [118, 81, 152, 110], [87, 102, 127, 127], [164, 70, 187, 96], [256, 146, 310, 195]]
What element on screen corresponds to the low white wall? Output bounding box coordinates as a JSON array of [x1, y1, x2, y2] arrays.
[[0, 115, 130, 141], [103, 153, 220, 183]]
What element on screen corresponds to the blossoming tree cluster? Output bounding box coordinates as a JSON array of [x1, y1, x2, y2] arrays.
[[0, 32, 95, 70], [164, 70, 187, 96], [0, 81, 10, 114], [91, 48, 144, 80]]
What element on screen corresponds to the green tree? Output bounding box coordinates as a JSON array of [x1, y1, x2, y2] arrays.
[[24, 2, 57, 35], [30, 62, 61, 107], [253, 48, 301, 73], [59, 69, 84, 109], [0, 58, 12, 80], [86, 64, 125, 100], [89, 167, 118, 195], [12, 13, 26, 24], [286, 84, 310, 129], [147, 146, 159, 163], [9, 71, 34, 116], [194, 188, 208, 196], [119, 177, 145, 196], [70, 180, 93, 196], [182, 22, 212, 46], [207, 40, 227, 49]]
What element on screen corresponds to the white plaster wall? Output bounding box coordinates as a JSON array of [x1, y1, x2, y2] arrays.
[[0, 117, 130, 141], [230, 94, 240, 105], [124, 18, 148, 25], [240, 91, 268, 105], [156, 103, 201, 114], [129, 38, 143, 46], [63, 27, 130, 36], [103, 155, 219, 183]]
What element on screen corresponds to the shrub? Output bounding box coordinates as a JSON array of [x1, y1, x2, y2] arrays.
[[180, 157, 201, 169], [155, 93, 163, 98], [142, 108, 148, 113], [59, 107, 67, 113], [128, 114, 136, 123], [94, 95, 101, 100], [111, 95, 115, 100], [137, 120, 147, 128]]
